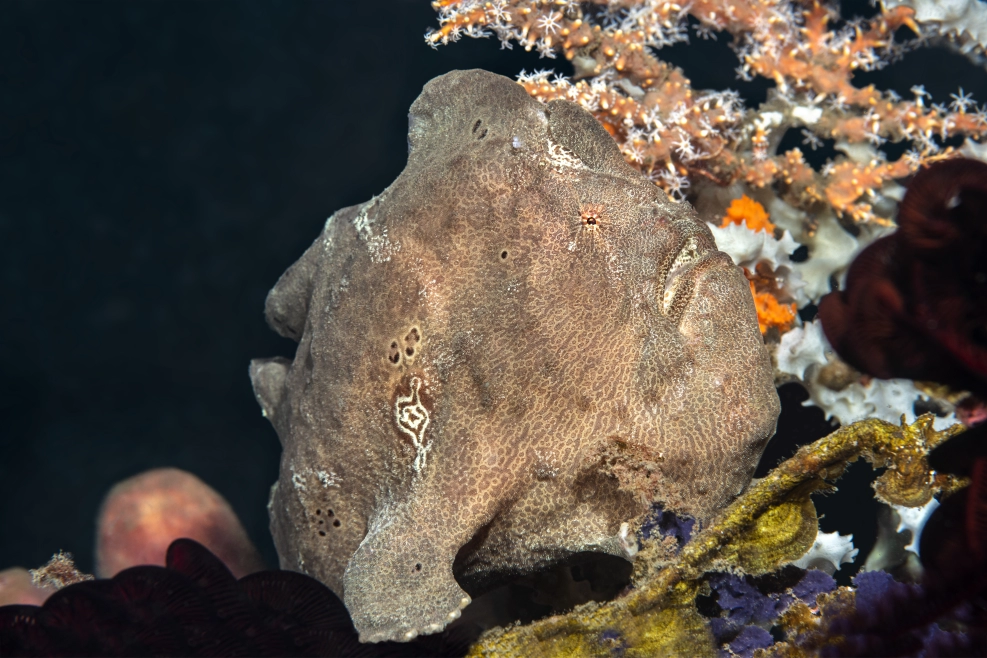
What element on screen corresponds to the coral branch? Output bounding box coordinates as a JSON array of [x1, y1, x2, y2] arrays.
[[429, 0, 987, 225]]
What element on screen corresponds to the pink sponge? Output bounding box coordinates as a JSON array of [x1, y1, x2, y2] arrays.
[[0, 567, 49, 606], [95, 468, 264, 578]]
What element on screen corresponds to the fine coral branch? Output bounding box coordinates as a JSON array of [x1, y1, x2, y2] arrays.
[[429, 0, 987, 223]]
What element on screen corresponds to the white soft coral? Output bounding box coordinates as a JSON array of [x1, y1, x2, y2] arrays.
[[792, 530, 859, 575], [708, 222, 807, 305], [776, 320, 830, 380]]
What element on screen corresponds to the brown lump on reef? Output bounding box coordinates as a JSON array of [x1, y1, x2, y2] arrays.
[[249, 69, 779, 644]]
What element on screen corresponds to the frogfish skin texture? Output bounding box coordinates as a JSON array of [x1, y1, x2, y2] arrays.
[[249, 69, 780, 643]]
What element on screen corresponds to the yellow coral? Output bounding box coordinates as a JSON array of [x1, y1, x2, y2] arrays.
[[722, 195, 775, 233], [465, 416, 965, 657], [721, 495, 820, 575]]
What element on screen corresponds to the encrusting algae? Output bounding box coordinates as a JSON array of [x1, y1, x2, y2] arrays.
[[468, 415, 965, 657]]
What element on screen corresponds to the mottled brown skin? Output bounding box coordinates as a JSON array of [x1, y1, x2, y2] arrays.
[[249, 70, 779, 643]]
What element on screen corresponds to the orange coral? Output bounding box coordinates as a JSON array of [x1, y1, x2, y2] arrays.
[[720, 197, 794, 334], [721, 195, 774, 233], [749, 279, 797, 335]]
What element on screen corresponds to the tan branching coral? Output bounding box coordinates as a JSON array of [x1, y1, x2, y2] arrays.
[[428, 0, 987, 223]]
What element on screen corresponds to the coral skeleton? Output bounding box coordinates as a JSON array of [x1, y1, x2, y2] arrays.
[[892, 497, 940, 556], [792, 530, 859, 575]]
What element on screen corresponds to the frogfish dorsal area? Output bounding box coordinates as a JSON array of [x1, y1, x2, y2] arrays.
[[249, 69, 780, 643]]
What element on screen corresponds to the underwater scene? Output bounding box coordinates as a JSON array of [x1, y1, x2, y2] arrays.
[[3, 0, 987, 655]]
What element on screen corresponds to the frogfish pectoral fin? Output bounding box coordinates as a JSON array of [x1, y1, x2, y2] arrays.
[[342, 517, 471, 643]]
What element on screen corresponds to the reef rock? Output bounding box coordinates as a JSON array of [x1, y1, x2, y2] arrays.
[[250, 69, 779, 643]]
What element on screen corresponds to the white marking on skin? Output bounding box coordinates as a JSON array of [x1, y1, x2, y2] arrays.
[[290, 465, 307, 492], [545, 138, 585, 172], [352, 197, 399, 263], [316, 470, 340, 488], [352, 199, 376, 241], [533, 449, 560, 479], [321, 214, 335, 255], [394, 377, 433, 474]]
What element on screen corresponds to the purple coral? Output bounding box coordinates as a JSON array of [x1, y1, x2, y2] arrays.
[[792, 568, 836, 604], [728, 625, 774, 658], [708, 572, 788, 633], [704, 567, 837, 656], [640, 504, 695, 549]]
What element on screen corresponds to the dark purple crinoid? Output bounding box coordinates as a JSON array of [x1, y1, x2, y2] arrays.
[[0, 538, 469, 657], [818, 570, 987, 657], [819, 157, 987, 398]]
